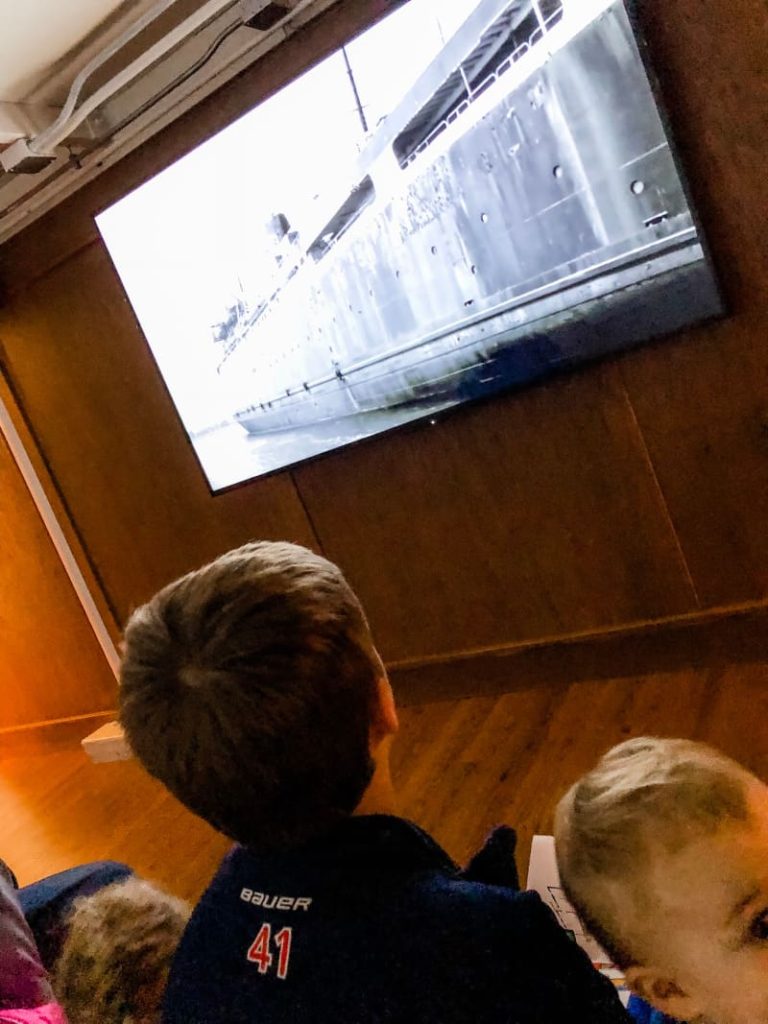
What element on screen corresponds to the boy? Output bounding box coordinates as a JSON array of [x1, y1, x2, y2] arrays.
[[555, 737, 768, 1024], [119, 541, 629, 1023]]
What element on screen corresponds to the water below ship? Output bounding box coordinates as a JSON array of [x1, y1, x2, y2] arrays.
[[192, 399, 453, 491]]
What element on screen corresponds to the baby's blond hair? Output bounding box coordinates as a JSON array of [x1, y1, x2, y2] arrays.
[[53, 877, 190, 1024], [554, 736, 754, 967]]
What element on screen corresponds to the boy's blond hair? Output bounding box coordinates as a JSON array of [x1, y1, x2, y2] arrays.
[[53, 878, 190, 1024], [554, 736, 753, 968]]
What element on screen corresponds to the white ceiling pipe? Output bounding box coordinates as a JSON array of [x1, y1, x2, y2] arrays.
[[30, 0, 239, 153], [30, 0, 239, 157], [0, 0, 335, 240], [30, 0, 187, 157], [0, 101, 60, 145], [30, 0, 238, 155]]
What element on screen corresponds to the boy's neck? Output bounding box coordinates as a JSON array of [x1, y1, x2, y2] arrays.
[[353, 745, 398, 818]]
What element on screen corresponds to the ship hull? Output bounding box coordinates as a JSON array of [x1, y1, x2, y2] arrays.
[[224, 1, 721, 436]]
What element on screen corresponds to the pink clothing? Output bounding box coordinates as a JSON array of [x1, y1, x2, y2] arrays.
[[0, 870, 67, 1024], [0, 1005, 68, 1024], [0, 876, 53, 1011]]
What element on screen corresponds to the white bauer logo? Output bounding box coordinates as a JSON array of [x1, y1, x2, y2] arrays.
[[240, 888, 312, 912]]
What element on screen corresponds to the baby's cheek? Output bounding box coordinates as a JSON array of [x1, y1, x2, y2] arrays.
[[720, 957, 768, 1024]]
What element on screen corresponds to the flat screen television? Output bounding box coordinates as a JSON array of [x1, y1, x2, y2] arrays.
[[97, 0, 723, 492]]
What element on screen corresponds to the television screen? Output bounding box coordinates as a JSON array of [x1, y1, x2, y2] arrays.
[[97, 0, 723, 492]]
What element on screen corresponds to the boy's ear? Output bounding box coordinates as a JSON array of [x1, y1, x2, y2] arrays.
[[372, 673, 399, 741], [625, 965, 703, 1021]]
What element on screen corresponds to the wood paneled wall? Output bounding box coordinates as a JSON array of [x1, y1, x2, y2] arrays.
[[0, 246, 317, 623], [2, 616, 767, 895], [0, 399, 116, 728], [0, 0, 766, 690]]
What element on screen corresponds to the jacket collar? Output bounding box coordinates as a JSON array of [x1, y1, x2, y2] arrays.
[[235, 814, 458, 877]]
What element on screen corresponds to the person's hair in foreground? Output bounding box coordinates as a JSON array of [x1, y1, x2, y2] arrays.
[[555, 736, 768, 1024], [119, 541, 382, 851], [53, 878, 190, 1024]]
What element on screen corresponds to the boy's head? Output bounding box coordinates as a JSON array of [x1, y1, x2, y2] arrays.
[[119, 541, 397, 852], [53, 878, 190, 1024], [555, 737, 768, 1024]]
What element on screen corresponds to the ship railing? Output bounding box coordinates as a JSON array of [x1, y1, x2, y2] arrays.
[[403, 4, 563, 169]]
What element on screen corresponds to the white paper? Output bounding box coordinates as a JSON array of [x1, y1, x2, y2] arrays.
[[526, 835, 630, 1005]]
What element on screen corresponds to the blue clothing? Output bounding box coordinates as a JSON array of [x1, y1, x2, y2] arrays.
[[18, 861, 133, 969], [164, 815, 630, 1023], [627, 994, 681, 1024], [0, 859, 133, 1014]]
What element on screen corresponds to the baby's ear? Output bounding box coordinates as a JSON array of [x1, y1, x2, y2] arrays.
[[625, 965, 703, 1020]]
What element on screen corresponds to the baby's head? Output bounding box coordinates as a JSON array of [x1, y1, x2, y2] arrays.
[[555, 737, 768, 1024], [53, 877, 190, 1024]]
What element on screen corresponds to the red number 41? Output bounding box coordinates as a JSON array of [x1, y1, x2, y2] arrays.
[[247, 923, 293, 980]]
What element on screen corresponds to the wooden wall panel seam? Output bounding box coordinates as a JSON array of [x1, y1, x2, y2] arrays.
[[292, 360, 704, 660], [0, 355, 122, 633], [385, 596, 768, 673], [614, 373, 702, 608], [0, 710, 116, 739], [2, 237, 103, 304], [0, 421, 117, 726], [288, 469, 324, 553], [0, 243, 321, 623]]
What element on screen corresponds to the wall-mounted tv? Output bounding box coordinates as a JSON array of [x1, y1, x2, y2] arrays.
[[97, 0, 723, 492]]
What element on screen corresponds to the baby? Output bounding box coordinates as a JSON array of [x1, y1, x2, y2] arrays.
[[554, 737, 768, 1024], [53, 878, 190, 1024]]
